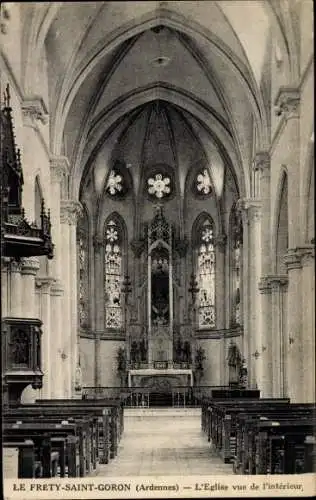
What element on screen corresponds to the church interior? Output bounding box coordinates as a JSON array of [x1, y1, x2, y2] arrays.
[[1, 1, 315, 480]]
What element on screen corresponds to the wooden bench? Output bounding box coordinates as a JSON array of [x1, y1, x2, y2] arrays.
[[234, 405, 315, 473], [3, 419, 87, 477], [10, 405, 108, 466], [36, 398, 124, 458], [3, 440, 36, 478], [202, 398, 316, 475]]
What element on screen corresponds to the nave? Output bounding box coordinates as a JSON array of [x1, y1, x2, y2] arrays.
[[93, 408, 233, 477]]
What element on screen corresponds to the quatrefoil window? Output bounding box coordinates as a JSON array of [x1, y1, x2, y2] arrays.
[[106, 170, 123, 195], [148, 174, 171, 199], [196, 169, 212, 195]]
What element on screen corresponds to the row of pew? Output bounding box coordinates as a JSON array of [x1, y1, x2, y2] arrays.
[[201, 397, 316, 474], [3, 397, 125, 478]]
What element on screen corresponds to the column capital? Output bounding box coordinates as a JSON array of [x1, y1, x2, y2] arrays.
[[274, 86, 300, 120], [60, 200, 83, 225], [50, 156, 70, 183], [283, 246, 314, 270], [21, 257, 40, 276], [35, 276, 55, 293], [9, 259, 22, 274], [259, 274, 288, 293], [258, 276, 272, 294], [50, 279, 64, 296], [253, 151, 270, 174], [21, 97, 49, 126], [236, 198, 262, 224], [214, 233, 227, 251]]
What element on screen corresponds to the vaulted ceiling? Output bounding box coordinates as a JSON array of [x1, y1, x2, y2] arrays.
[[20, 1, 297, 200]]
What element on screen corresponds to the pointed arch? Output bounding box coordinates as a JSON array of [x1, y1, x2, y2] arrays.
[[192, 212, 216, 329], [229, 202, 242, 327], [273, 168, 289, 275], [103, 212, 127, 331], [77, 203, 90, 330]]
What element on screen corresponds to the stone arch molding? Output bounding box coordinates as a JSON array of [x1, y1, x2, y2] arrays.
[[71, 85, 246, 203], [50, 6, 270, 157], [271, 166, 288, 275]]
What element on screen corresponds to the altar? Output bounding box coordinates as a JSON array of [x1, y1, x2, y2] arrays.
[[128, 367, 194, 388]]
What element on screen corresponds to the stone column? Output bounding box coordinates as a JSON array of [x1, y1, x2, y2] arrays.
[[274, 87, 300, 248], [238, 200, 261, 388], [21, 98, 48, 219], [237, 201, 250, 377], [20, 257, 40, 318], [61, 200, 82, 396], [35, 277, 55, 398], [300, 247, 315, 402], [283, 248, 303, 402], [1, 257, 11, 317], [269, 276, 288, 397], [10, 260, 23, 317], [258, 277, 272, 397], [93, 236, 104, 387], [49, 157, 68, 396], [255, 152, 273, 397], [50, 279, 64, 398], [214, 233, 227, 384]]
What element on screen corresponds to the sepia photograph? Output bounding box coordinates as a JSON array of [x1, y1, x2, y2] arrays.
[[1, 1, 315, 498]]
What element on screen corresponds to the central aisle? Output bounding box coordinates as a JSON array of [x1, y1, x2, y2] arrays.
[[95, 408, 234, 476]]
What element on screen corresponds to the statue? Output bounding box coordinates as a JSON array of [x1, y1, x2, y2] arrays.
[[139, 338, 147, 362], [194, 346, 206, 384], [130, 341, 138, 364], [183, 341, 191, 364], [227, 342, 242, 387], [239, 358, 248, 389], [116, 347, 127, 386]]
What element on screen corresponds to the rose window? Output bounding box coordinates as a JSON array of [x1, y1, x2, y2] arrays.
[[106, 170, 123, 195], [201, 227, 213, 243], [196, 169, 212, 195], [148, 174, 171, 198]]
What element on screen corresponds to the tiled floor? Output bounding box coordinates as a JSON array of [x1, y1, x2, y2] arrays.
[[94, 408, 234, 476]]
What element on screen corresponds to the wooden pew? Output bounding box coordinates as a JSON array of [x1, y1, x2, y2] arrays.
[[35, 398, 124, 458], [3, 440, 36, 478], [234, 406, 315, 473], [3, 419, 88, 477], [8, 406, 106, 467]]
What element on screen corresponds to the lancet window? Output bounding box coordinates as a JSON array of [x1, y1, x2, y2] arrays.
[[77, 207, 89, 329], [194, 216, 216, 329], [104, 216, 125, 329], [230, 206, 242, 325]]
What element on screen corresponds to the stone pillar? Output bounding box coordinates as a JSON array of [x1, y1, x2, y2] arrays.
[[10, 260, 23, 317], [60, 201, 71, 397], [20, 257, 40, 318], [21, 98, 48, 219], [274, 87, 300, 248], [255, 152, 273, 397], [301, 248, 315, 402], [283, 248, 303, 402], [258, 277, 272, 397], [269, 276, 288, 397], [35, 277, 55, 398], [1, 258, 11, 316], [49, 157, 68, 397], [50, 280, 64, 398], [237, 201, 250, 377], [238, 199, 261, 388], [214, 233, 227, 384], [60, 200, 82, 397], [93, 236, 103, 387]]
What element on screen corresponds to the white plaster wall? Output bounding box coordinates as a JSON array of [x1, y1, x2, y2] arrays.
[[80, 338, 95, 387], [99, 340, 123, 387]]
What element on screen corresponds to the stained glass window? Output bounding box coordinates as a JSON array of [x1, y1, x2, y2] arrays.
[[104, 218, 123, 329], [196, 169, 212, 195], [231, 208, 242, 325], [77, 209, 89, 328], [196, 218, 216, 328]]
